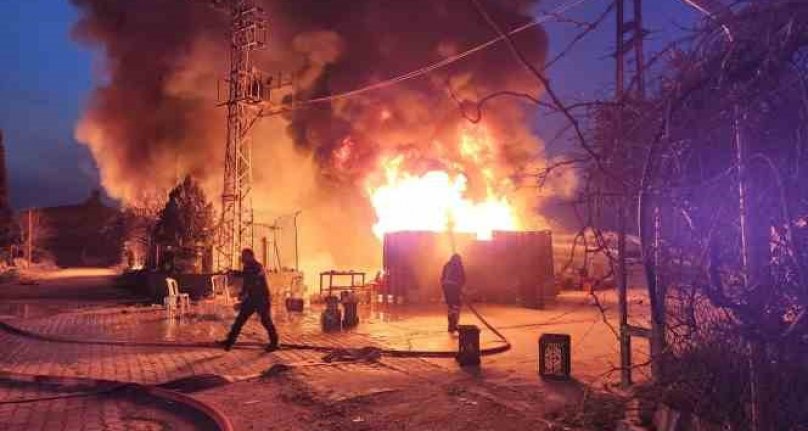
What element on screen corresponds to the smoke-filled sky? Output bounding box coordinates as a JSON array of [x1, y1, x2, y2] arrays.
[[0, 0, 699, 210]]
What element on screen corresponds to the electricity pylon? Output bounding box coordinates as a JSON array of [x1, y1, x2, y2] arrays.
[[193, 0, 295, 269], [217, 0, 268, 269], [196, 0, 269, 269]]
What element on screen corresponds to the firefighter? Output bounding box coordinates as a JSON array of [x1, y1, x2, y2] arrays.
[[216, 248, 279, 352], [441, 253, 466, 333]]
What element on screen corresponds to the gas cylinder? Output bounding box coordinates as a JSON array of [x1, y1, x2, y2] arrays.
[[321, 295, 342, 332], [456, 325, 481, 366]]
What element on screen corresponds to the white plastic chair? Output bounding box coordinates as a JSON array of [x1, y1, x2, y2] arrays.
[[210, 274, 233, 305], [164, 277, 190, 317], [163, 281, 177, 319]]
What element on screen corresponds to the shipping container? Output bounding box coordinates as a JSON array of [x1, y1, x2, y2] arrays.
[[382, 230, 555, 306]]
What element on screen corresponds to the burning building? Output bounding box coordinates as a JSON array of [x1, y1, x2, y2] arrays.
[[383, 230, 555, 306], [70, 0, 574, 289]]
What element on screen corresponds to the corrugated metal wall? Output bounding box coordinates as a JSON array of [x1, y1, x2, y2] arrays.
[[382, 230, 555, 306]]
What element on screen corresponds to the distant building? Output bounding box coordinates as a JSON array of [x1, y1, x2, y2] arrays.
[[24, 190, 124, 267]]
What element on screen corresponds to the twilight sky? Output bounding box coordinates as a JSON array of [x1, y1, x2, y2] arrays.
[[0, 0, 700, 210]]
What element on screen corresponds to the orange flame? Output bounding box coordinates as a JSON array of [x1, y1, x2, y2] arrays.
[[367, 124, 519, 241]]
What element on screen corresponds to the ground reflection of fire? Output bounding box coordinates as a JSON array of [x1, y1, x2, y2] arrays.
[[366, 124, 519, 241]]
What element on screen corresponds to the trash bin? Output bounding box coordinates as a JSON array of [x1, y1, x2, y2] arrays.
[[285, 297, 304, 312], [456, 325, 481, 366], [538, 333, 571, 379]]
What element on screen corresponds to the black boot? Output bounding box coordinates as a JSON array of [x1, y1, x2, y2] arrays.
[[265, 326, 279, 352], [448, 313, 459, 333], [266, 339, 279, 352], [215, 339, 233, 351]]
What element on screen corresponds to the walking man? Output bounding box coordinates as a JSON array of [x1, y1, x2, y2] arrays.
[[441, 253, 466, 333], [217, 248, 279, 352]]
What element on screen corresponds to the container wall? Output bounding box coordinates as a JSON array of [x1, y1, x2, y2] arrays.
[[382, 230, 555, 305]]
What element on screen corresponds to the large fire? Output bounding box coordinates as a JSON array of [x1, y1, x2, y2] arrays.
[[367, 124, 519, 241]]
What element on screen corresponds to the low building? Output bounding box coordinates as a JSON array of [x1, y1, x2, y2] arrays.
[[24, 190, 124, 267]]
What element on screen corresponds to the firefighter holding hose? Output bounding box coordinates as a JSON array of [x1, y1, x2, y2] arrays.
[[217, 248, 280, 352], [441, 253, 466, 333]]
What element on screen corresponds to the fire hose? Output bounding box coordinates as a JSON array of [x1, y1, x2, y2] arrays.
[[0, 300, 513, 431], [463, 298, 512, 356], [0, 299, 511, 359], [0, 302, 512, 431], [0, 374, 234, 431]]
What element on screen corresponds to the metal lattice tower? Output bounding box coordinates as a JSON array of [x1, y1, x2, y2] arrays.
[[218, 0, 268, 269]]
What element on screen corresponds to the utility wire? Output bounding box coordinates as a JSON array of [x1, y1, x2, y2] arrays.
[[545, 0, 615, 70], [470, 0, 607, 177], [260, 0, 589, 115]]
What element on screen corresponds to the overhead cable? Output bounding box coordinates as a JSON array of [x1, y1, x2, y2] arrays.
[[267, 0, 589, 112]]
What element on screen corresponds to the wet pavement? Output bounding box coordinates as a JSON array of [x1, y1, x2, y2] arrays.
[[0, 381, 220, 431], [0, 270, 651, 430]]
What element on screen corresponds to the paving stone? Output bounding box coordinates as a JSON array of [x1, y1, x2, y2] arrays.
[[0, 274, 644, 430]]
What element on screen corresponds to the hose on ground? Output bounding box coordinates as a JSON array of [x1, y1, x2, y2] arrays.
[[464, 299, 511, 356], [0, 372, 235, 431], [0, 300, 511, 358]]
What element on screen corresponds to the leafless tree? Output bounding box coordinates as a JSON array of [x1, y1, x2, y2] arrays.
[[459, 0, 808, 428]]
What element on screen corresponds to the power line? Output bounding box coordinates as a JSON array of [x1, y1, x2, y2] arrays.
[[261, 0, 590, 115]]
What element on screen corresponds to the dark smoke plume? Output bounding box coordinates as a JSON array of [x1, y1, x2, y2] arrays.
[[71, 0, 555, 274], [275, 0, 548, 181], [72, 0, 228, 201], [72, 0, 547, 194]]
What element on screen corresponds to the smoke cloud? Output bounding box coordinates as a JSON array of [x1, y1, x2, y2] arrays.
[[71, 0, 562, 278]]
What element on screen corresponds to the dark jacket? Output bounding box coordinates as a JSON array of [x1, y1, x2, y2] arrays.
[[232, 260, 270, 302], [441, 257, 466, 288], [441, 257, 465, 306]]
